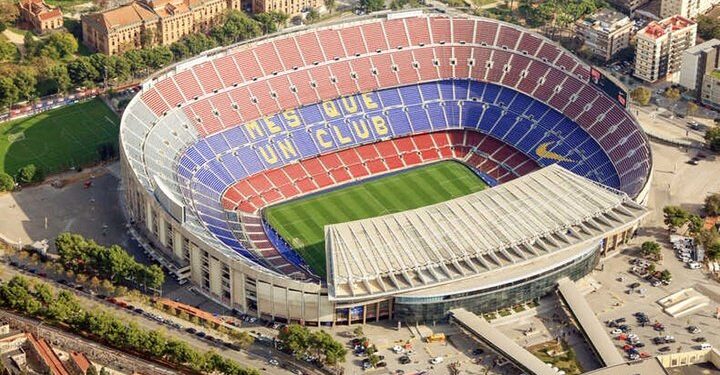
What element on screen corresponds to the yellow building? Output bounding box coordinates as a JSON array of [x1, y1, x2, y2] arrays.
[[81, 0, 241, 56]]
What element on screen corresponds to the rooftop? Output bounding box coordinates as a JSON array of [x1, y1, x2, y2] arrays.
[[325, 165, 648, 300], [19, 0, 62, 20], [579, 8, 631, 32], [684, 39, 720, 55], [642, 15, 695, 39], [583, 358, 669, 374], [82, 1, 158, 32]]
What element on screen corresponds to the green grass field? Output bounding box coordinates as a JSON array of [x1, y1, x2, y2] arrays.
[[264, 161, 487, 277], [0, 99, 120, 177]]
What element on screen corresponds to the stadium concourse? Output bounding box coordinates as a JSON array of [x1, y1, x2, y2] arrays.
[[119, 11, 653, 325]]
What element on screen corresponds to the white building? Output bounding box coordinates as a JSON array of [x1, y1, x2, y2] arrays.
[[634, 15, 697, 83], [575, 9, 633, 62], [679, 39, 720, 97], [661, 0, 719, 19]]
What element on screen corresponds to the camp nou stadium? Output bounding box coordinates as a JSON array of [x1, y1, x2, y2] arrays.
[[120, 11, 652, 325]]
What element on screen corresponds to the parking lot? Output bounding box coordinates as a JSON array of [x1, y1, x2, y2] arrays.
[[588, 244, 719, 361]]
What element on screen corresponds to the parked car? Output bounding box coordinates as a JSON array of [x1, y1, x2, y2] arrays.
[[430, 357, 444, 365], [688, 326, 701, 334], [659, 346, 671, 352], [399, 356, 411, 364]]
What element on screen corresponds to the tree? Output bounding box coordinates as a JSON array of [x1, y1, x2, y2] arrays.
[[646, 262, 656, 274], [0, 76, 19, 110], [231, 331, 255, 349], [688, 214, 704, 234], [663, 206, 690, 230], [255, 11, 288, 34], [664, 87, 681, 101], [23, 32, 40, 58], [641, 241, 661, 259], [368, 353, 380, 368], [306, 8, 320, 24], [86, 366, 98, 375], [277, 324, 311, 358], [141, 28, 155, 49], [705, 193, 720, 216], [41, 63, 72, 94], [67, 57, 100, 86], [0, 1, 19, 26], [309, 330, 347, 366], [209, 10, 262, 45], [0, 173, 13, 192], [12, 68, 36, 102], [705, 127, 720, 151], [16, 164, 43, 184], [324, 0, 335, 13], [630, 87, 651, 106], [353, 326, 364, 337], [687, 102, 699, 117], [360, 0, 385, 12], [40, 32, 78, 59], [0, 40, 16, 63], [697, 15, 720, 40], [659, 269, 672, 282], [707, 241, 720, 261]]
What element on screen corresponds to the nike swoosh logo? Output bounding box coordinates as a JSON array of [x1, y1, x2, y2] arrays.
[[536, 142, 573, 162]]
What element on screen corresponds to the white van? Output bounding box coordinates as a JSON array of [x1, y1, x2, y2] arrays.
[[700, 343, 713, 350], [689, 262, 701, 269]]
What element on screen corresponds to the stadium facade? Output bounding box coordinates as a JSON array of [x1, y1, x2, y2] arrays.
[[120, 12, 652, 325]]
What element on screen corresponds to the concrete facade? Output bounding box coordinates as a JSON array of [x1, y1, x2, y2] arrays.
[[576, 9, 633, 61], [679, 39, 720, 97], [635, 15, 697, 83]]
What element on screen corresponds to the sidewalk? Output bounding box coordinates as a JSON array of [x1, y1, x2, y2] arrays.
[[631, 105, 707, 149]]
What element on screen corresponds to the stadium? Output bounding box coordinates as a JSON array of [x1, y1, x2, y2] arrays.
[[119, 11, 652, 325]]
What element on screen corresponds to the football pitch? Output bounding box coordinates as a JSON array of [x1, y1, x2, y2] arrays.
[[264, 161, 487, 277], [0, 99, 120, 177]]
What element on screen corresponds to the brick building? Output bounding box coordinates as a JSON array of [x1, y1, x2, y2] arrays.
[[18, 0, 63, 34]]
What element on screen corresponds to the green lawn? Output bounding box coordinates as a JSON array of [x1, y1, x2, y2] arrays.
[[0, 98, 119, 177], [264, 161, 487, 277]]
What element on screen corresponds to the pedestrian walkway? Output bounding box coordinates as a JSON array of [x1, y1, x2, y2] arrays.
[[449, 308, 556, 375], [557, 278, 625, 367]]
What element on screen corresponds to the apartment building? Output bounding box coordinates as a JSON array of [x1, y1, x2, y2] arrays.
[[679, 39, 720, 97], [700, 70, 720, 109], [606, 0, 652, 13], [661, 0, 719, 19], [576, 9, 633, 61], [634, 15, 697, 83]]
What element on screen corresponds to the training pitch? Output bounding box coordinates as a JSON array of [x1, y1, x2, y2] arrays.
[[0, 99, 119, 177], [264, 160, 488, 277]]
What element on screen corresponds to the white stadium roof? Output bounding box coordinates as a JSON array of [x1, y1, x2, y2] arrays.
[[325, 165, 648, 300]]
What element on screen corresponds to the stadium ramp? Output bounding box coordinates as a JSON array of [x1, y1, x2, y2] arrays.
[[557, 277, 625, 367], [449, 308, 557, 375]]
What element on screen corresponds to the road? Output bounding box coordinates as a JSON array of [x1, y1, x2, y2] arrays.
[[0, 261, 309, 375]]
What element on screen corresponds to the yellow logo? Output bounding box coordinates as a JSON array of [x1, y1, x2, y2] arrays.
[[535, 142, 573, 162]]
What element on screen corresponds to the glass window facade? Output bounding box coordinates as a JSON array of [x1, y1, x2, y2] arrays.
[[393, 244, 601, 323]]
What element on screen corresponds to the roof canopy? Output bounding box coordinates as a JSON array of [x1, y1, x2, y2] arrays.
[[325, 165, 647, 300]]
